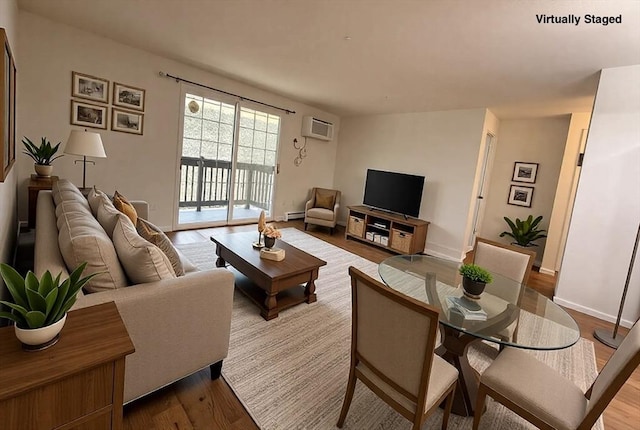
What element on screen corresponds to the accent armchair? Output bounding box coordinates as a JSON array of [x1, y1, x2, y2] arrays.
[[304, 187, 341, 235]]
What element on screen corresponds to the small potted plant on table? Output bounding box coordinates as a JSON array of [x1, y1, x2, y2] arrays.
[[22, 136, 63, 177], [0, 262, 99, 350], [459, 263, 493, 299], [262, 225, 282, 249]]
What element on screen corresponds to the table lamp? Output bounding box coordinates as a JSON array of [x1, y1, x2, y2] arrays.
[[64, 130, 106, 189]]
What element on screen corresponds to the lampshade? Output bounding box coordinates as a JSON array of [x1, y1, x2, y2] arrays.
[[64, 130, 107, 158]]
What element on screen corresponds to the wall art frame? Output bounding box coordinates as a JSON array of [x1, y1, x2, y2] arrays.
[[70, 100, 108, 129], [72, 71, 109, 104], [507, 184, 535, 207], [1, 28, 16, 182], [111, 108, 144, 135], [512, 161, 538, 183], [113, 82, 145, 111]]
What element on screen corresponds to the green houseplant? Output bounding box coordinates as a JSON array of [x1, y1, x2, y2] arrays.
[[22, 136, 63, 177], [459, 263, 493, 299], [0, 262, 99, 350], [500, 215, 547, 247]]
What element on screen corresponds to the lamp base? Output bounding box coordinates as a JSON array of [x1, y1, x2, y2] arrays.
[[593, 328, 626, 349]]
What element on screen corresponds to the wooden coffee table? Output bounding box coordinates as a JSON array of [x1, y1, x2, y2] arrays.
[[210, 232, 327, 320]]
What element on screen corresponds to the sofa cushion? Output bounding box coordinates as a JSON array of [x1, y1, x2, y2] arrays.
[[113, 215, 176, 284], [57, 201, 128, 293], [307, 207, 336, 221], [113, 191, 138, 225], [314, 189, 336, 210], [136, 218, 185, 276], [52, 179, 89, 209]]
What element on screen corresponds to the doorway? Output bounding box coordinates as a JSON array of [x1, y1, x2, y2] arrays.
[[468, 133, 494, 248], [174, 86, 280, 229]]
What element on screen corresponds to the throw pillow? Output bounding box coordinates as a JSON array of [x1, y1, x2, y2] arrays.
[[113, 190, 138, 225], [112, 215, 176, 284], [314, 189, 335, 210], [96, 195, 123, 238], [87, 186, 108, 217], [136, 218, 185, 276]]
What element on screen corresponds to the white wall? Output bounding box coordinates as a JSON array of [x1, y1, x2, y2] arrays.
[[0, 0, 19, 303], [333, 108, 487, 260], [555, 65, 640, 327], [480, 116, 570, 265], [541, 112, 591, 274], [17, 11, 340, 230]]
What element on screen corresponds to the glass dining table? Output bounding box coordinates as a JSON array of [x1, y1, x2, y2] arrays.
[[379, 254, 580, 416]]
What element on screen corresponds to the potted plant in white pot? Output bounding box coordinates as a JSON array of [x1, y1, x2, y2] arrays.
[[500, 215, 547, 247], [459, 263, 493, 299], [0, 262, 99, 350], [22, 136, 64, 177]]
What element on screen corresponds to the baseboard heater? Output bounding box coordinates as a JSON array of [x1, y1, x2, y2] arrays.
[[285, 211, 305, 221]]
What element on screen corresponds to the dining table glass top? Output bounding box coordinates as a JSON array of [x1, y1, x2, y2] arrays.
[[378, 254, 580, 350]]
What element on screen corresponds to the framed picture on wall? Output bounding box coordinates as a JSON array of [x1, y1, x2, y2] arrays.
[[507, 185, 534, 207], [71, 100, 108, 129], [113, 82, 145, 111], [72, 71, 109, 104], [1, 28, 16, 183], [512, 161, 539, 183], [111, 108, 144, 135]]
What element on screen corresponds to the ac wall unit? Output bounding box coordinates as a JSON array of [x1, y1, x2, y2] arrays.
[[301, 116, 333, 141]]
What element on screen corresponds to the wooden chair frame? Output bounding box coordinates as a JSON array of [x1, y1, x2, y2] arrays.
[[337, 267, 457, 430]]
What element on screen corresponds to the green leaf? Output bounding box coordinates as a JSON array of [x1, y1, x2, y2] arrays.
[[44, 287, 59, 317], [0, 264, 29, 308], [25, 287, 47, 312], [24, 310, 46, 329], [25, 271, 39, 292], [0, 311, 24, 325], [0, 301, 29, 318], [38, 271, 54, 296], [51, 296, 77, 323], [47, 279, 69, 325]]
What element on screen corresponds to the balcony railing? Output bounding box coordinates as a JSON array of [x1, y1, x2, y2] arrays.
[[179, 156, 274, 212]]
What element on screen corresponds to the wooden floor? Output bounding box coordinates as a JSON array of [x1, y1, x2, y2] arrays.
[[123, 221, 639, 430]]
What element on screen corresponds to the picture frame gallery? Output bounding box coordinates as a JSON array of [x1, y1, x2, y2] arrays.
[[508, 184, 535, 207], [512, 161, 538, 184], [72, 71, 109, 104]]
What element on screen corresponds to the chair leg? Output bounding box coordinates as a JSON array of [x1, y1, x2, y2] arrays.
[[472, 383, 488, 430], [336, 371, 357, 428], [304, 223, 308, 231], [441, 384, 455, 430], [210, 360, 223, 380], [330, 227, 334, 235]]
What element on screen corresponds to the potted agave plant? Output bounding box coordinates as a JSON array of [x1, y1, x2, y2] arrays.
[[459, 263, 493, 299], [0, 262, 99, 350], [22, 136, 64, 177]]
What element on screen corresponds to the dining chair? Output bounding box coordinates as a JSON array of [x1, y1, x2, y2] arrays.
[[473, 237, 536, 345], [337, 267, 458, 430], [473, 319, 640, 430]]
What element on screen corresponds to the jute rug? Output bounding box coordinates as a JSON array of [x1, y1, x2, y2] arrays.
[[177, 228, 602, 430]]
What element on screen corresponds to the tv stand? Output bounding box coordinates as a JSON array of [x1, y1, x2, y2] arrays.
[[346, 205, 429, 254]]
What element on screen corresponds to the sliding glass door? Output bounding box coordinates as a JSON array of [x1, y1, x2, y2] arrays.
[[176, 86, 280, 228]]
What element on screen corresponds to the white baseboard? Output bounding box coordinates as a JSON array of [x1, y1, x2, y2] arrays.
[[539, 267, 556, 276], [553, 297, 635, 328]]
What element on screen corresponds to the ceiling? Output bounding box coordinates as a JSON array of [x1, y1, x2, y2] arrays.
[[18, 0, 640, 118]]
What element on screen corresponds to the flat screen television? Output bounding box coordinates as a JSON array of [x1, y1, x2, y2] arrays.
[[363, 169, 425, 218]]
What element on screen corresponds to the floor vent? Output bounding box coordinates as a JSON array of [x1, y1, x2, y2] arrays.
[[285, 211, 305, 221]]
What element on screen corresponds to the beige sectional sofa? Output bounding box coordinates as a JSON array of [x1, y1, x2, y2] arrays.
[[34, 179, 235, 404]]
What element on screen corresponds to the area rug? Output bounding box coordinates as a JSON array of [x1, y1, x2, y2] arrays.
[[177, 228, 602, 430]]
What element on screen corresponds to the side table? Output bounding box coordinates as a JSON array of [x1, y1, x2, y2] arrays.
[[28, 174, 58, 228], [0, 302, 135, 430]]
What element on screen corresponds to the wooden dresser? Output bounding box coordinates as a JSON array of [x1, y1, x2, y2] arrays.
[[0, 302, 135, 430]]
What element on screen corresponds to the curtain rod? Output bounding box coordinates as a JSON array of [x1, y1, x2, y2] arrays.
[[159, 71, 296, 115]]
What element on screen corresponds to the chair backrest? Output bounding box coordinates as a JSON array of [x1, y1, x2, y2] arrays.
[[582, 320, 640, 427], [473, 237, 536, 286], [348, 266, 439, 403], [310, 187, 341, 210]]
